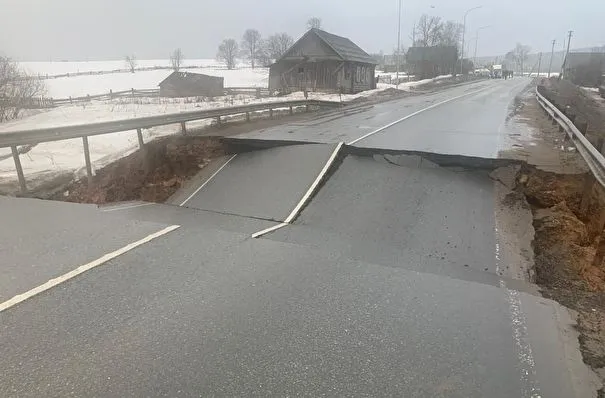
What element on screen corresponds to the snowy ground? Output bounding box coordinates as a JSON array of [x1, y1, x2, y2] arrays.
[[43, 68, 269, 98], [21, 59, 238, 76]]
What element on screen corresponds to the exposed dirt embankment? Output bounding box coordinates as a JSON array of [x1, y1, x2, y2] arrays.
[[54, 136, 225, 204], [518, 165, 605, 292], [516, 164, 605, 386]]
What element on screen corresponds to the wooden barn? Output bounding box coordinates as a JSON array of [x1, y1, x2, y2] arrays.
[[269, 28, 377, 94], [159, 71, 224, 98]]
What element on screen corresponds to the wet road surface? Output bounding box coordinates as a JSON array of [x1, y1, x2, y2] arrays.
[[0, 78, 598, 397]]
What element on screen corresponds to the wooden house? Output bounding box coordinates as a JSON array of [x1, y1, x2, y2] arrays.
[[159, 71, 224, 98], [269, 28, 377, 94]]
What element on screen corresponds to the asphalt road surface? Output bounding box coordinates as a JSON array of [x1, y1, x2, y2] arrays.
[[0, 78, 599, 397], [235, 78, 530, 158]]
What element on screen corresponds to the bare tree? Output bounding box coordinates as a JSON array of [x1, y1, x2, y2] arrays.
[[125, 55, 137, 73], [0, 56, 46, 122], [415, 14, 442, 47], [217, 39, 239, 70], [307, 17, 322, 30], [266, 33, 294, 60], [256, 44, 272, 67], [241, 29, 262, 69], [170, 48, 184, 72], [438, 21, 462, 48], [511, 43, 531, 73]]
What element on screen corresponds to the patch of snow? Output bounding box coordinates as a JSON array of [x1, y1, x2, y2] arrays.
[[581, 87, 600, 93], [0, 95, 297, 133]]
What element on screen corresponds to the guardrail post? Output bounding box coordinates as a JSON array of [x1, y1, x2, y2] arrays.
[[136, 128, 144, 148], [269, 108, 273, 119], [180, 122, 187, 134], [580, 174, 595, 216], [82, 136, 93, 185], [256, 88, 261, 99], [289, 106, 293, 115], [245, 112, 250, 122], [306, 104, 310, 112], [216, 116, 221, 127], [578, 121, 589, 136], [11, 146, 27, 193]]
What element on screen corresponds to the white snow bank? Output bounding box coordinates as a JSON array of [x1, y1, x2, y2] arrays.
[[0, 95, 307, 181]]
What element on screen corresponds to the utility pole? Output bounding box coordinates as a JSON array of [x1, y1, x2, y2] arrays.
[[473, 25, 491, 69], [562, 30, 573, 77], [535, 52, 542, 78], [460, 6, 482, 75], [396, 0, 402, 86], [547, 39, 555, 78]]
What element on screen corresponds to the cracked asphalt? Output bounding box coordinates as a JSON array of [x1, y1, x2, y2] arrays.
[[0, 78, 599, 397]]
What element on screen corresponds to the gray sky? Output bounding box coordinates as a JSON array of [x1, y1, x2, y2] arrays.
[[1, 0, 603, 61]]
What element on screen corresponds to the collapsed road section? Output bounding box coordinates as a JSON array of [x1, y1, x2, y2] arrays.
[[4, 135, 603, 396]]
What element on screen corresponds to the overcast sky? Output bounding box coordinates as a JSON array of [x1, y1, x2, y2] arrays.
[[1, 0, 603, 61]]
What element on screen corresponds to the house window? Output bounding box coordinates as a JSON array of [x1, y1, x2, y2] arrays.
[[298, 67, 304, 73]]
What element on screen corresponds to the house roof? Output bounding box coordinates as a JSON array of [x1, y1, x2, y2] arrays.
[[158, 71, 222, 86], [278, 28, 377, 65], [311, 29, 377, 64]]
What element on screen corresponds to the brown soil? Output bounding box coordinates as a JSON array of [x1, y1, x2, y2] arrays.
[[516, 164, 605, 388], [53, 136, 225, 204]]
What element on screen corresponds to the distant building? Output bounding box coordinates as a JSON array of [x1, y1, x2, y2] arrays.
[[406, 46, 458, 79], [564, 52, 605, 86], [159, 71, 224, 98], [269, 28, 377, 94]]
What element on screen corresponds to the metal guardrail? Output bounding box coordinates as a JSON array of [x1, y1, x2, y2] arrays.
[[3, 99, 343, 193], [535, 86, 605, 188]]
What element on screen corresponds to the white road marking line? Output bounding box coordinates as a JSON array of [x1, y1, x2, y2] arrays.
[[252, 142, 345, 239], [494, 222, 541, 397], [251, 222, 289, 238], [179, 154, 237, 206], [347, 86, 492, 145], [284, 142, 343, 223], [101, 202, 154, 212], [0, 225, 180, 313]]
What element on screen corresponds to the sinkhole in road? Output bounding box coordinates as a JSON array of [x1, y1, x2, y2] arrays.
[[49, 135, 227, 204]]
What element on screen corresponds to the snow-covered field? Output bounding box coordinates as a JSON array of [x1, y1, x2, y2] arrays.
[[17, 59, 268, 98], [21, 59, 235, 76], [43, 68, 269, 98]]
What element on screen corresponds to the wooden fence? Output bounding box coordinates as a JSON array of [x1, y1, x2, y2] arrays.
[[34, 65, 236, 80]]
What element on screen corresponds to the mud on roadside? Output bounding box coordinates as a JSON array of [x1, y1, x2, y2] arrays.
[[46, 136, 226, 204], [506, 163, 605, 390]]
